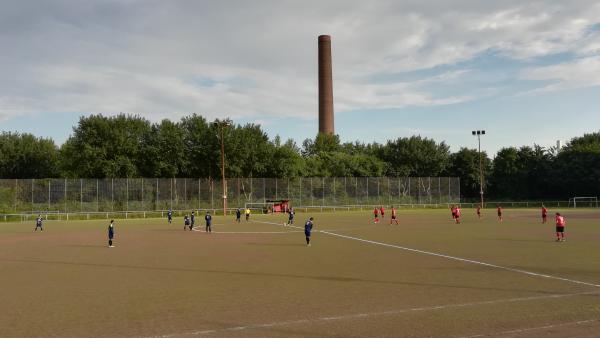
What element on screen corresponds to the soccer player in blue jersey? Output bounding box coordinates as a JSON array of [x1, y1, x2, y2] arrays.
[[205, 212, 212, 233], [305, 217, 314, 246], [190, 211, 195, 230], [167, 209, 173, 224], [287, 207, 295, 225], [184, 215, 190, 230], [108, 220, 115, 247], [34, 215, 43, 231]]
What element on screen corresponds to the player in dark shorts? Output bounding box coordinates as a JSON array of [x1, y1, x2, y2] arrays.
[[108, 220, 115, 247], [184, 215, 190, 230], [390, 206, 399, 225], [542, 205, 548, 224], [379, 206, 385, 218], [304, 217, 314, 246], [34, 215, 43, 231], [235, 208, 241, 223], [450, 205, 457, 221], [167, 209, 173, 224], [555, 213, 566, 242], [190, 211, 195, 230], [373, 207, 379, 223], [497, 205, 503, 222], [205, 212, 212, 233], [476, 204, 481, 219], [287, 207, 295, 225]]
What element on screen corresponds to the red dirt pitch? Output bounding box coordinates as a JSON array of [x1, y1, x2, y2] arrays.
[[1, 208, 600, 337]]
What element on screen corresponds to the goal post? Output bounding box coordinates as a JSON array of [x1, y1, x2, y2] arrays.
[[568, 197, 598, 208]]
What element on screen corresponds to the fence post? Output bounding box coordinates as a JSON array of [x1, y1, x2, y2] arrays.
[[80, 178, 83, 212], [48, 180, 51, 210], [366, 178, 369, 204], [126, 178, 129, 212], [322, 178, 325, 206], [64, 179, 67, 213], [156, 178, 159, 211], [299, 178, 302, 206], [96, 179, 99, 212], [13, 179, 17, 212], [310, 178, 313, 206], [333, 177, 336, 204], [438, 177, 441, 204], [31, 179, 34, 213], [111, 178, 114, 212], [275, 179, 278, 200], [355, 177, 358, 206], [141, 178, 144, 211]]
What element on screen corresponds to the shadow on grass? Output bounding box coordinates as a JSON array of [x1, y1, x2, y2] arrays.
[[245, 242, 307, 247], [0, 257, 572, 295], [478, 238, 555, 244], [62, 244, 107, 248]]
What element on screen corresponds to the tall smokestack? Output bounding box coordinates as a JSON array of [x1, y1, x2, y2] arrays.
[[318, 35, 334, 134]]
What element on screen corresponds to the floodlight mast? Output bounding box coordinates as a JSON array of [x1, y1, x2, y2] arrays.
[[472, 130, 486, 208], [214, 120, 231, 216]]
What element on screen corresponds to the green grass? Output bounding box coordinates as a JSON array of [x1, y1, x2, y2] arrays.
[[1, 208, 600, 337]]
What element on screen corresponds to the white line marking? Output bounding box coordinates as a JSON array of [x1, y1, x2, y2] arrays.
[[147, 291, 600, 337], [254, 220, 600, 289], [194, 230, 302, 234], [319, 230, 600, 288], [463, 318, 600, 337]]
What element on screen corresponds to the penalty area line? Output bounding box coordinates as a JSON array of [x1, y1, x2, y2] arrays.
[[147, 291, 600, 338]]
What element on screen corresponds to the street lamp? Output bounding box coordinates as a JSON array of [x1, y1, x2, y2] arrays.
[[214, 120, 231, 216], [471, 130, 486, 208]]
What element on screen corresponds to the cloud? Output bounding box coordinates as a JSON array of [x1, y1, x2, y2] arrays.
[[521, 55, 600, 92], [1, 0, 600, 123]]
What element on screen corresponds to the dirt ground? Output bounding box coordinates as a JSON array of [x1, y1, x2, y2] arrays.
[[1, 208, 599, 337]]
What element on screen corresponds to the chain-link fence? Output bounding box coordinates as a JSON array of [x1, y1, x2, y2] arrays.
[[0, 177, 460, 213]]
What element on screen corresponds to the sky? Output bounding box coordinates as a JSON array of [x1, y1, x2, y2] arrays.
[[1, 0, 600, 155]]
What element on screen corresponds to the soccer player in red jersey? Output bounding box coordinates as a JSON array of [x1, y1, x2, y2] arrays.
[[541, 205, 548, 223], [390, 206, 399, 225], [379, 205, 385, 218], [373, 207, 379, 223], [476, 204, 481, 219], [450, 205, 457, 221], [454, 205, 461, 224], [555, 212, 565, 241], [497, 205, 503, 222]]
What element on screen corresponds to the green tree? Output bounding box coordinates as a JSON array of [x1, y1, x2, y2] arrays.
[[139, 119, 185, 177], [60, 114, 151, 178], [0, 132, 59, 178], [445, 148, 491, 200], [377, 136, 450, 176], [552, 132, 600, 197]]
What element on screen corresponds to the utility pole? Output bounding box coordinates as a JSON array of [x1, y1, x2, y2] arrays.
[[472, 130, 486, 208]]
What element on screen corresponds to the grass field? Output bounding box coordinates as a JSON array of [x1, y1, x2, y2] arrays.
[[1, 208, 600, 337]]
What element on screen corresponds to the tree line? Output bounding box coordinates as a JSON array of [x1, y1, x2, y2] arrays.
[[0, 113, 598, 200]]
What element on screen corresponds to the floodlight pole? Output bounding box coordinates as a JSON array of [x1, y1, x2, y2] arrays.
[[215, 120, 230, 216], [472, 130, 486, 208]]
